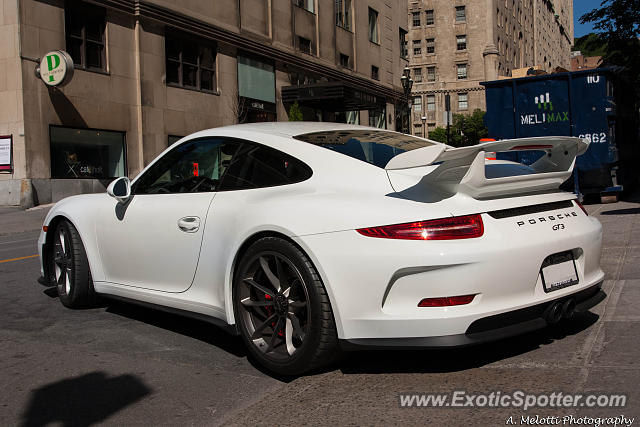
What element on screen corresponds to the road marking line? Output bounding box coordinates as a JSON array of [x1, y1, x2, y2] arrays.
[[0, 254, 39, 263], [0, 238, 37, 245]]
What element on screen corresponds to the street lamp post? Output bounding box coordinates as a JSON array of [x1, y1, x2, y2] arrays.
[[421, 115, 427, 138], [400, 67, 413, 134]]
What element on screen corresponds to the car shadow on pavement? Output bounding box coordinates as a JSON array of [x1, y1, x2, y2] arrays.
[[104, 300, 247, 358], [600, 207, 640, 215], [19, 371, 151, 427], [338, 311, 599, 375]]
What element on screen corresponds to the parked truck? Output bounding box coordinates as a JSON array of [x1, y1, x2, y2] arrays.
[[481, 68, 638, 202]]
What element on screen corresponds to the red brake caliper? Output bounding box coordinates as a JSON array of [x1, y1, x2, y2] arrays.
[[263, 294, 284, 337]]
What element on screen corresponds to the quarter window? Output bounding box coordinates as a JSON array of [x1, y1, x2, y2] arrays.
[[166, 31, 216, 92], [65, 1, 106, 71], [219, 143, 312, 191]]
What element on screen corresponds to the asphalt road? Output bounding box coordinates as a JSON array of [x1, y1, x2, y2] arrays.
[[0, 201, 638, 426]]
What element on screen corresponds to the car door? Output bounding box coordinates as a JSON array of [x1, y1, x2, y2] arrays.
[[96, 137, 240, 292]]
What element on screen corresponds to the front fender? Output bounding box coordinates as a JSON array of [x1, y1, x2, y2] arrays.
[[41, 194, 111, 283]]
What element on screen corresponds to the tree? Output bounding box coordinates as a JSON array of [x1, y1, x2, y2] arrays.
[[288, 101, 303, 121], [428, 127, 447, 143], [572, 33, 608, 57], [580, 0, 640, 91], [428, 109, 488, 147]]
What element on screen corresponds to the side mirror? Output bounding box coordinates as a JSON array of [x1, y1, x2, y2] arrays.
[[107, 177, 132, 204]]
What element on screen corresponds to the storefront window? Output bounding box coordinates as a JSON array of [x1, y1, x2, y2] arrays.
[[50, 126, 126, 179], [368, 108, 386, 129]]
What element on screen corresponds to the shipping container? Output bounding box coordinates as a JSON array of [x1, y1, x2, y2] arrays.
[[481, 68, 638, 202]]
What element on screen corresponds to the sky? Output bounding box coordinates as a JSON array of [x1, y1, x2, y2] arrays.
[[574, 0, 603, 38]]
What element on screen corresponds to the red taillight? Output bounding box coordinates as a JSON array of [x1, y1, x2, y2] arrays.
[[357, 215, 484, 240], [418, 294, 476, 307], [575, 200, 588, 216]]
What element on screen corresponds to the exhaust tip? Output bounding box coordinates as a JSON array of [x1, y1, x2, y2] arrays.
[[545, 302, 563, 324], [562, 298, 576, 319]]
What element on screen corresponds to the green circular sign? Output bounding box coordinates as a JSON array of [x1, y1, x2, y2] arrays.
[[39, 51, 74, 87]]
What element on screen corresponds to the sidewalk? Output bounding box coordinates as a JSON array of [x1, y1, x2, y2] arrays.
[[0, 205, 53, 236]]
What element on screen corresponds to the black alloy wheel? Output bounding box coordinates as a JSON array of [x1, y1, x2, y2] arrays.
[[233, 237, 339, 375]]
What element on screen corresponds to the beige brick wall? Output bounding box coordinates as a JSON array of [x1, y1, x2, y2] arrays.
[[0, 0, 25, 180], [408, 0, 573, 135]]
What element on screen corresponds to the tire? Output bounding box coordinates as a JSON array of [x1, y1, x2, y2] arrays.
[[49, 220, 98, 308], [233, 237, 339, 376]]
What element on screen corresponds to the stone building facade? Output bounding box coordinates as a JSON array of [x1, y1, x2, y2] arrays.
[[407, 0, 573, 137], [0, 0, 408, 206]]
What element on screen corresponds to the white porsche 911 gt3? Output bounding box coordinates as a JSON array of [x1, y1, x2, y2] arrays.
[[38, 122, 605, 375]]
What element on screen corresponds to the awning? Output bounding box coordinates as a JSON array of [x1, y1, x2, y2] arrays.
[[281, 82, 387, 111]]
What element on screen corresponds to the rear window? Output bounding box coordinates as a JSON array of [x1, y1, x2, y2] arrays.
[[294, 130, 435, 168]]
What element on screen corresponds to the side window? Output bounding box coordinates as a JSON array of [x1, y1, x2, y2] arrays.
[[219, 143, 312, 191], [133, 138, 239, 194]]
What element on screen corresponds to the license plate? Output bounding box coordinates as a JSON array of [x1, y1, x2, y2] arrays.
[[540, 251, 579, 292]]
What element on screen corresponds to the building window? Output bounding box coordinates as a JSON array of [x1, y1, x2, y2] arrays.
[[414, 124, 422, 137], [50, 126, 126, 179], [426, 38, 435, 54], [168, 135, 183, 146], [456, 6, 466, 22], [368, 108, 386, 128], [412, 40, 421, 55], [412, 12, 421, 27], [339, 53, 350, 68], [399, 28, 408, 58], [426, 66, 436, 82], [368, 8, 379, 43], [298, 36, 312, 54], [336, 0, 352, 31], [371, 65, 379, 80], [458, 93, 468, 110], [457, 35, 467, 51], [413, 96, 422, 112], [426, 95, 435, 111], [425, 9, 434, 25], [237, 53, 276, 115], [427, 122, 436, 132], [65, 1, 106, 71], [413, 68, 422, 82], [457, 63, 468, 79], [166, 31, 216, 92], [295, 0, 314, 13]]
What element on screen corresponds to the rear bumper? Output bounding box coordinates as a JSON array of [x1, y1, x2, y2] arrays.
[[341, 282, 605, 350]]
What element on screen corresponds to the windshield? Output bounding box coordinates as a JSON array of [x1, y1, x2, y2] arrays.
[[294, 130, 435, 168]]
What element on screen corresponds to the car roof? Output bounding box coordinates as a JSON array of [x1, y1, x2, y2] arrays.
[[200, 122, 391, 139]]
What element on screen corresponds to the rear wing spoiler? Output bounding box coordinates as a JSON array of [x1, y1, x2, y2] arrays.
[[385, 136, 589, 200]]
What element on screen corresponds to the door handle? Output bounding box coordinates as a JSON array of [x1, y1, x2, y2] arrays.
[[177, 216, 200, 233]]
